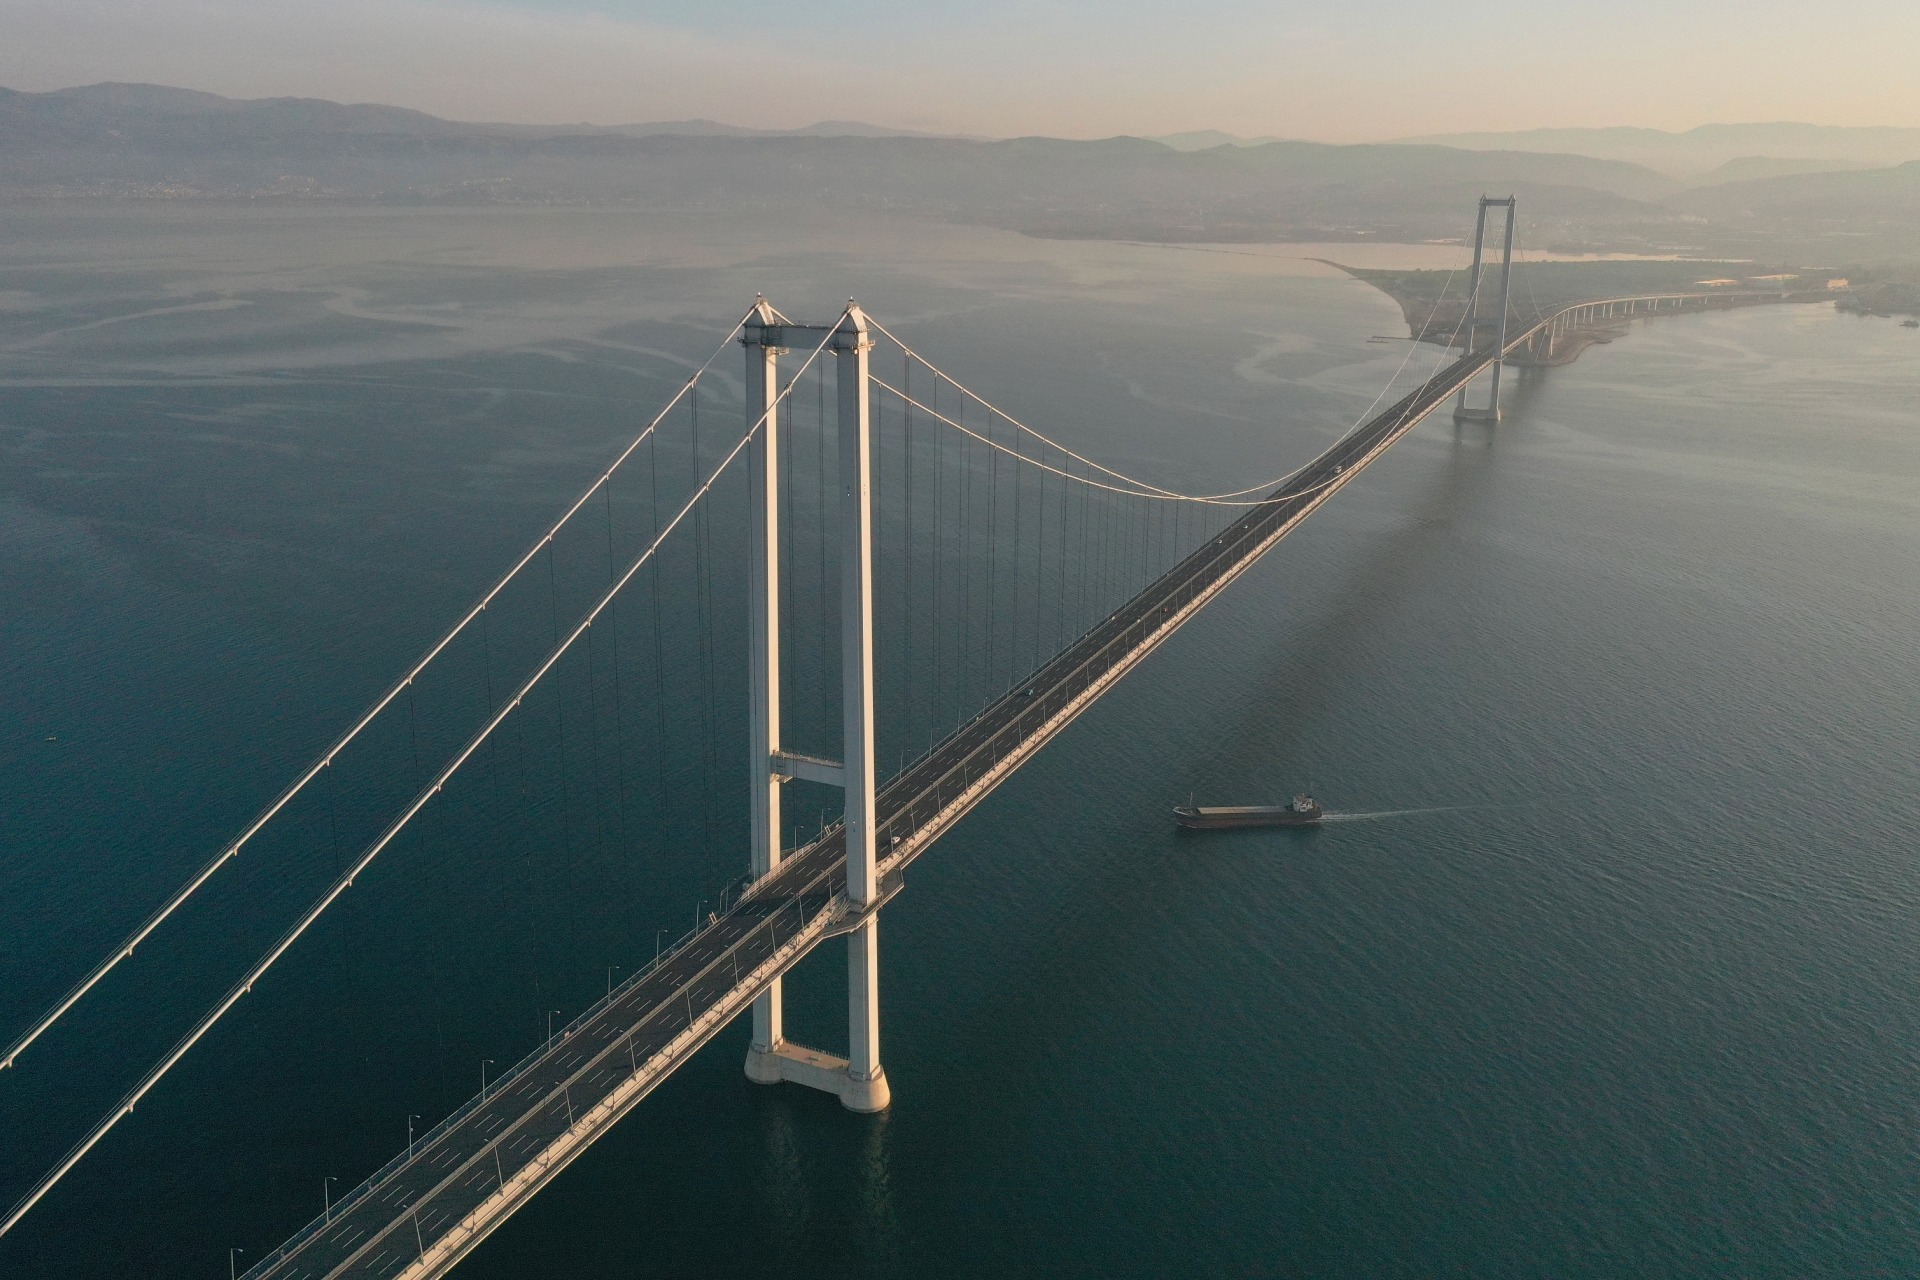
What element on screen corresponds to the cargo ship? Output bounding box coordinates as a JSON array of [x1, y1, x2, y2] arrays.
[[1174, 793, 1324, 830]]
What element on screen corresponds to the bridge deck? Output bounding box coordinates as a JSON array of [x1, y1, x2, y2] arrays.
[[248, 310, 1612, 1279]]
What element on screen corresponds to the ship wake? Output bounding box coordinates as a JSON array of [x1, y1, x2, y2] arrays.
[[1319, 804, 1489, 822]]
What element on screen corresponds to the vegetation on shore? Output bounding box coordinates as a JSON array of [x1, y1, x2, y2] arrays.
[[1833, 267, 1920, 320]]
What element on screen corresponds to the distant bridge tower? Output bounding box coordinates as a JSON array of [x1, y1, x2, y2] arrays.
[[1454, 195, 1517, 423], [741, 300, 892, 1113]]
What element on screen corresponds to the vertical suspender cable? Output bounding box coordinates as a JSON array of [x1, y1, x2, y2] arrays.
[[647, 400, 669, 826], [990, 401, 1006, 694], [1038, 435, 1050, 671], [1057, 442, 1070, 655], [900, 360, 913, 766], [957, 374, 974, 723], [602, 486, 630, 846], [922, 356, 937, 736], [545, 543, 581, 969], [1011, 414, 1025, 684], [691, 380, 719, 863], [583, 585, 609, 867], [818, 365, 830, 745]]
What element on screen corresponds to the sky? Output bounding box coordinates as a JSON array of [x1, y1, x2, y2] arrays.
[[3, 0, 1918, 141]]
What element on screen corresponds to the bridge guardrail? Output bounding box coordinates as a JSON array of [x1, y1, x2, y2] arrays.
[[238, 907, 728, 1278]]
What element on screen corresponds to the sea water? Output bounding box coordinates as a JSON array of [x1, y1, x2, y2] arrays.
[[2, 205, 1918, 1278]]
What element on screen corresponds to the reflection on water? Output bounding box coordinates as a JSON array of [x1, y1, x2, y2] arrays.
[[755, 1093, 811, 1252], [855, 1110, 899, 1276]]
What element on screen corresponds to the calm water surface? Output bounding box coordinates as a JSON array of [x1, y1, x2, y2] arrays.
[[2, 206, 1918, 1278]]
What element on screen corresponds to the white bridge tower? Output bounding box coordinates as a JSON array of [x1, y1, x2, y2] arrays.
[[741, 300, 892, 1113], [1454, 195, 1517, 423]]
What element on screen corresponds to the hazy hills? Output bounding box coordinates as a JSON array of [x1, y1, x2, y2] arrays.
[[3, 84, 1915, 262], [1150, 130, 1292, 151], [0, 82, 972, 145], [1398, 123, 1920, 178], [0, 83, 1673, 221], [1672, 160, 1920, 222]]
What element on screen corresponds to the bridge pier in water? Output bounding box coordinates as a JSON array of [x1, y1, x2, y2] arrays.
[[740, 301, 892, 1112], [1454, 195, 1517, 424]]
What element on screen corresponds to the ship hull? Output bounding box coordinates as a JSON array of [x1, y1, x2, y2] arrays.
[[1174, 805, 1322, 830]]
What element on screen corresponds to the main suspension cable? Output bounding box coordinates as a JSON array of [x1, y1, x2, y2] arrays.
[[865, 251, 1462, 506], [0, 308, 760, 1079], [870, 261, 1479, 525], [0, 314, 847, 1244]]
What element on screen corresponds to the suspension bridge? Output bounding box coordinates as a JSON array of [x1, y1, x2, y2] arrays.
[[0, 199, 1756, 1277]]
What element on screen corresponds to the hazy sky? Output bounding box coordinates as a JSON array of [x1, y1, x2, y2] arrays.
[[4, 0, 1918, 140]]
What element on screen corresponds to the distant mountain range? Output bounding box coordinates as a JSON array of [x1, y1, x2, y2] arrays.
[[1672, 159, 1920, 221], [1148, 130, 1293, 152], [2, 84, 1914, 262], [589, 118, 983, 140], [0, 82, 978, 143], [1395, 123, 1920, 178]]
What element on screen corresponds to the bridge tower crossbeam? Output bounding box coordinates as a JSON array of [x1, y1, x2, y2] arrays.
[[740, 301, 892, 1113]]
